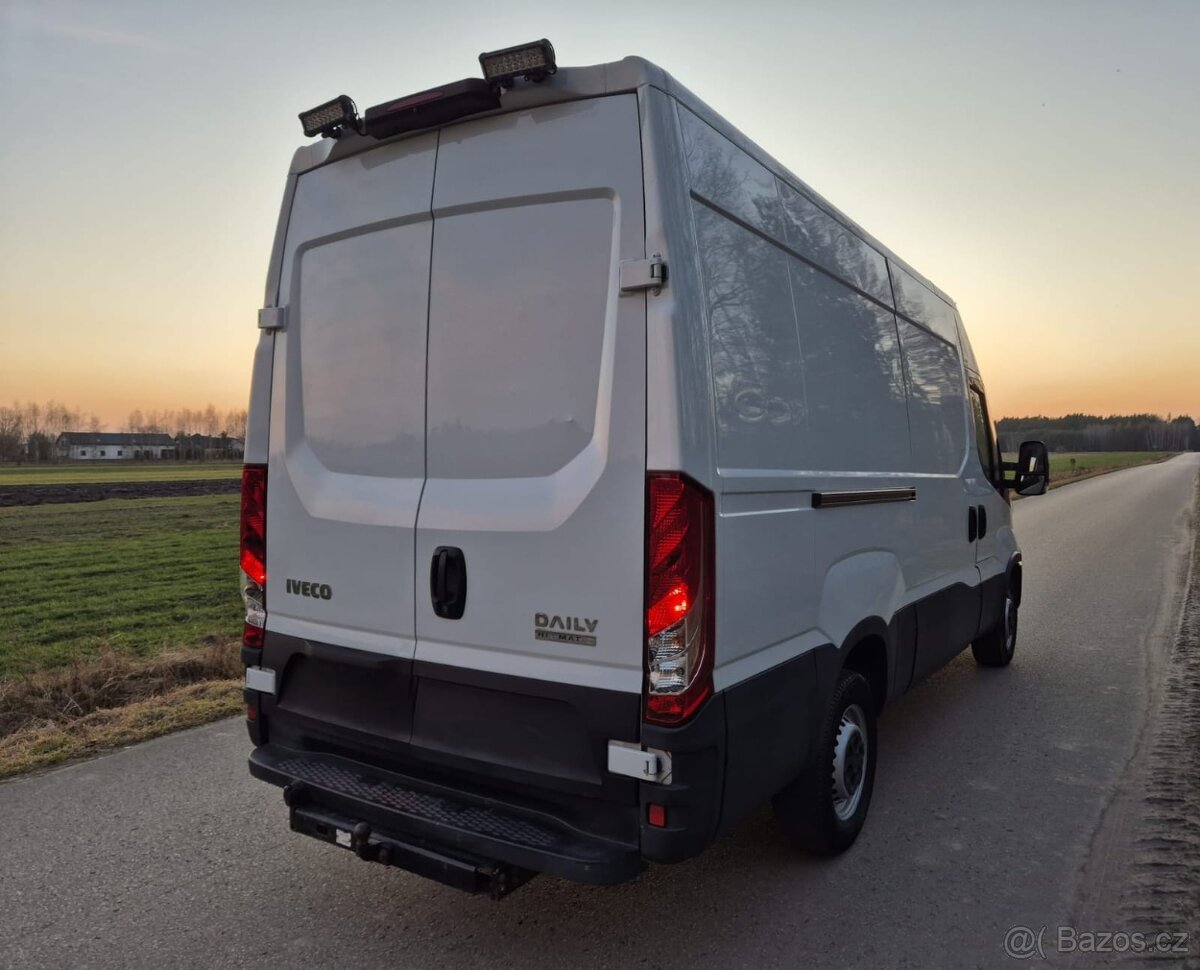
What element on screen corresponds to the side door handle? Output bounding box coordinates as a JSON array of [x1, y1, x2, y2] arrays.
[[968, 506, 978, 543], [430, 546, 467, 619], [977, 504, 988, 538]]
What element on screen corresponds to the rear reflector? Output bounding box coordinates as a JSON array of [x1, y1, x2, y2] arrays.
[[644, 473, 714, 725], [647, 804, 667, 828], [363, 78, 499, 140]]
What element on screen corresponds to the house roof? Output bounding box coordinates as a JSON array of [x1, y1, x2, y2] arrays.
[[56, 432, 175, 446]]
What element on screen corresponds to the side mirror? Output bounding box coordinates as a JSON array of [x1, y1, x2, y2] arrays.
[[1004, 440, 1050, 496]]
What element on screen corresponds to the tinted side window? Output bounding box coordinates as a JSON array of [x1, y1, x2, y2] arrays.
[[969, 387, 998, 483]]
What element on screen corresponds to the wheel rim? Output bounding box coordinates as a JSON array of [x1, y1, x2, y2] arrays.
[[1004, 594, 1018, 655], [832, 703, 868, 821]]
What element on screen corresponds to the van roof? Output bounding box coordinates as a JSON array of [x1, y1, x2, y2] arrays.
[[291, 56, 956, 310]]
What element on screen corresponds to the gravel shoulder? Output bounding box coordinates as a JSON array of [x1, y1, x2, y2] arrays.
[[1070, 472, 1200, 963]]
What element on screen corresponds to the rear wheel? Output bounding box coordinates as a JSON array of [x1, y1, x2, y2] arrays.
[[773, 669, 876, 855], [972, 586, 1018, 667]]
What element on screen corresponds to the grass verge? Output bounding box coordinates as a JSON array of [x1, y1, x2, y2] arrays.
[[0, 494, 241, 677], [1003, 452, 1179, 492], [1047, 452, 1177, 488], [0, 462, 242, 485], [0, 641, 242, 779], [0, 492, 243, 779], [0, 681, 242, 779]]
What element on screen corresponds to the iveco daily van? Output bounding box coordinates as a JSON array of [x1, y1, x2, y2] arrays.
[[240, 41, 1050, 896]]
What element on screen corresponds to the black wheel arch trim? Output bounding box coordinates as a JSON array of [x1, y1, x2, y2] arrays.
[[811, 615, 898, 718], [1007, 553, 1023, 606]]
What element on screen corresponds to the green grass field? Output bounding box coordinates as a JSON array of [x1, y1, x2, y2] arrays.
[[0, 495, 241, 679], [0, 462, 242, 485], [1047, 452, 1175, 480]]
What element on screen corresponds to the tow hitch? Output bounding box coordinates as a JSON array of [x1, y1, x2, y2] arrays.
[[283, 782, 537, 899]]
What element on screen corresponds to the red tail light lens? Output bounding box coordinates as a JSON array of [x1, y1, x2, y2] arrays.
[[240, 464, 267, 587], [645, 473, 714, 725], [242, 621, 264, 651], [240, 464, 267, 652]]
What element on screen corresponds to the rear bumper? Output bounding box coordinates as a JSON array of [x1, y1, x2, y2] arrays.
[[250, 744, 642, 886], [246, 632, 821, 881]]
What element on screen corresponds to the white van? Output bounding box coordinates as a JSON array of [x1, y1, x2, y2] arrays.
[[240, 41, 1050, 896]]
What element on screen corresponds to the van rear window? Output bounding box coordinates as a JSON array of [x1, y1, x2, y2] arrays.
[[424, 197, 614, 479], [297, 225, 430, 478]]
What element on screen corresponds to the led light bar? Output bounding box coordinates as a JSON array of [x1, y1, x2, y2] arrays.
[[298, 95, 359, 139], [479, 38, 557, 87]]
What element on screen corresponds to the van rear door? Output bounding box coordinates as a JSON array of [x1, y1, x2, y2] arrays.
[[412, 96, 648, 767], [265, 135, 436, 681]]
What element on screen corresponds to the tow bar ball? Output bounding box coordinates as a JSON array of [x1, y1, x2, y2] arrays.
[[298, 38, 557, 138]]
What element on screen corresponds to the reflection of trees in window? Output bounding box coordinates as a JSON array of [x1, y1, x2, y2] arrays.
[[891, 265, 959, 345], [683, 110, 806, 470], [693, 203, 806, 468], [899, 321, 965, 473], [777, 181, 891, 305], [790, 261, 909, 471], [969, 389, 997, 480], [681, 109, 783, 240], [685, 106, 922, 473]]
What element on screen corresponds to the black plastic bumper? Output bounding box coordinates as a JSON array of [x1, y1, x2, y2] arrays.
[[249, 744, 642, 887]]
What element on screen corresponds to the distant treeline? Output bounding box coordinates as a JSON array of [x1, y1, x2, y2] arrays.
[[0, 400, 247, 462], [997, 414, 1199, 453]]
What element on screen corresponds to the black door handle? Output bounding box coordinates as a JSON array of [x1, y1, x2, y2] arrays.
[[430, 546, 467, 619], [968, 506, 977, 543], [977, 504, 987, 538]]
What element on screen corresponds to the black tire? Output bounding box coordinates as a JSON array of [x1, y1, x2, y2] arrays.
[[772, 669, 877, 855], [972, 585, 1018, 667]]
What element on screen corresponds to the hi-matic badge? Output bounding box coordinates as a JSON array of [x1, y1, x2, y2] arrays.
[[534, 613, 598, 647]]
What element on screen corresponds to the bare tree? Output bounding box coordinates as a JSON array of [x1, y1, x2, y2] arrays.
[[224, 408, 248, 440], [202, 403, 220, 437], [1, 405, 25, 460]]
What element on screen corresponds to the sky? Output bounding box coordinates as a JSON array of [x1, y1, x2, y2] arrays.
[[1, 0, 1197, 427]]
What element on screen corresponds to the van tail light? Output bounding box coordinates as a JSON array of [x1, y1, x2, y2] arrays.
[[645, 473, 714, 725], [240, 464, 267, 650]]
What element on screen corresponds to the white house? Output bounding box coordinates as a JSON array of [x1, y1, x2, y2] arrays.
[[55, 432, 176, 460]]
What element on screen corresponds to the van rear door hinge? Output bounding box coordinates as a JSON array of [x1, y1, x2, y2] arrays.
[[619, 254, 668, 294], [607, 740, 673, 784], [258, 305, 288, 331]]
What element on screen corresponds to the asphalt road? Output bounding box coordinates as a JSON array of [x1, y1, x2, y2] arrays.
[[3, 454, 1197, 970]]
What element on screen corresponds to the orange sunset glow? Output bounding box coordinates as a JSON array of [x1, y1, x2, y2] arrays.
[[1, 1, 1197, 428]]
